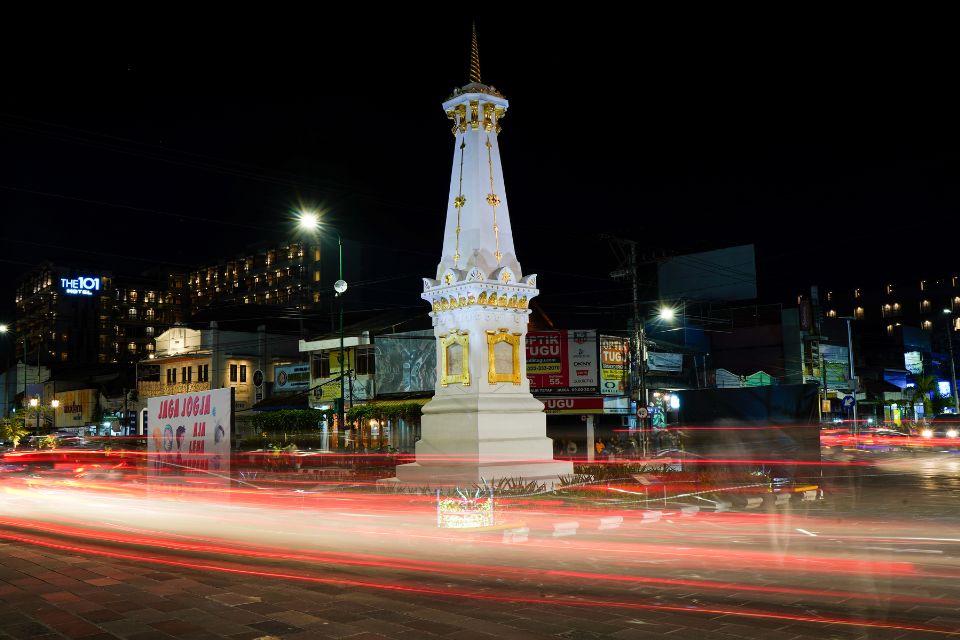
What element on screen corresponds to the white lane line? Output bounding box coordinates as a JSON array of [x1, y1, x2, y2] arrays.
[[796, 528, 818, 537], [854, 546, 944, 554], [553, 521, 579, 537]]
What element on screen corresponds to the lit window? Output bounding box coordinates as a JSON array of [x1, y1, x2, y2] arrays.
[[240, 365, 247, 383], [827, 310, 837, 318], [854, 288, 861, 299], [887, 324, 894, 336], [230, 364, 238, 382], [128, 342, 136, 353], [128, 308, 137, 319], [314, 248, 321, 262], [854, 307, 864, 320], [887, 284, 894, 295], [921, 300, 931, 312], [922, 320, 933, 330], [920, 280, 926, 291], [314, 270, 320, 282], [145, 326, 154, 336]]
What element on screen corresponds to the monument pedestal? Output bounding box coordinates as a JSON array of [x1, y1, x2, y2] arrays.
[[392, 394, 573, 487]]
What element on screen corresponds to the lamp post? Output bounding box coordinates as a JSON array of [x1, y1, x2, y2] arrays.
[[297, 211, 348, 443], [942, 309, 960, 414]]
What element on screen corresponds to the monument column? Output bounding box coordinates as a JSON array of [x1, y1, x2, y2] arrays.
[[394, 27, 573, 486]]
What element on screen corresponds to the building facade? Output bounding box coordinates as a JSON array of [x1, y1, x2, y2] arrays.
[[187, 241, 322, 309], [138, 323, 301, 415], [14, 263, 185, 370]]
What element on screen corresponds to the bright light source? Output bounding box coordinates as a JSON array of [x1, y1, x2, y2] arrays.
[[51, 400, 59, 408], [298, 211, 319, 230], [669, 394, 680, 410], [29, 398, 38, 407], [922, 429, 933, 438], [944, 309, 953, 314], [867, 418, 875, 424], [659, 307, 675, 321], [102, 421, 111, 428], [833, 418, 842, 424], [948, 430, 959, 438], [0, 323, 8, 333]]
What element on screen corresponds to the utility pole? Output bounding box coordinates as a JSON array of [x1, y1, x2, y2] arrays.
[[606, 235, 648, 456]]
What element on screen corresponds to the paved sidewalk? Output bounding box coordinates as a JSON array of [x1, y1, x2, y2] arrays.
[[0, 536, 947, 640]]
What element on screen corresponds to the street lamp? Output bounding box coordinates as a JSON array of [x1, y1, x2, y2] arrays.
[[296, 210, 348, 442], [942, 309, 960, 414]]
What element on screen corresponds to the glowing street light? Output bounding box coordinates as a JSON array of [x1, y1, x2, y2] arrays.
[[298, 211, 320, 231], [0, 324, 8, 333], [295, 209, 348, 440], [658, 307, 675, 321]]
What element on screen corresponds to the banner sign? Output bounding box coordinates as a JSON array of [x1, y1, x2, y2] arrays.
[[146, 388, 231, 480], [526, 330, 599, 394], [648, 352, 682, 373], [821, 345, 851, 388], [274, 363, 310, 392], [375, 330, 436, 394], [53, 389, 98, 428], [600, 335, 628, 396], [540, 396, 604, 414]]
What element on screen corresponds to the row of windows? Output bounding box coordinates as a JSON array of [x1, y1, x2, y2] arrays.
[[311, 347, 376, 379], [166, 365, 210, 384]]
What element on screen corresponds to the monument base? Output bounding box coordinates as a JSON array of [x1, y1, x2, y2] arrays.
[[383, 392, 574, 489]]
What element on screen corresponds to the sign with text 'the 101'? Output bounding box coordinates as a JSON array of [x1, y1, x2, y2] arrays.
[[146, 388, 232, 483], [526, 330, 599, 394]]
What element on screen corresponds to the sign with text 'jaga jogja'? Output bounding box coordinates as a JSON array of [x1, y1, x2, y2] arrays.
[[60, 276, 101, 296], [146, 388, 231, 483]]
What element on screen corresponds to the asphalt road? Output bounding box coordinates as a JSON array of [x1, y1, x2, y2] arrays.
[[2, 450, 960, 639]]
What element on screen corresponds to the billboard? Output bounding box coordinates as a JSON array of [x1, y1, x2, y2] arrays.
[[821, 345, 851, 388], [146, 388, 232, 480], [658, 244, 757, 302], [527, 330, 599, 394], [274, 363, 310, 393], [600, 335, 628, 396], [375, 330, 436, 395], [54, 389, 98, 428]]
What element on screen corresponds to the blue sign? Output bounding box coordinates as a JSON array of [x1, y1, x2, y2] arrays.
[[842, 395, 856, 409], [60, 276, 101, 297]]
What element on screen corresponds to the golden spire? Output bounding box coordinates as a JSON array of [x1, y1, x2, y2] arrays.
[[469, 22, 481, 84]]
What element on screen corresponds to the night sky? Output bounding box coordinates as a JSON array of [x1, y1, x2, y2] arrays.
[[1, 14, 956, 332]]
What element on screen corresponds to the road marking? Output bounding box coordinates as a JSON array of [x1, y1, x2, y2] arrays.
[[796, 528, 818, 537], [598, 516, 623, 530], [854, 546, 943, 554], [552, 521, 579, 537]]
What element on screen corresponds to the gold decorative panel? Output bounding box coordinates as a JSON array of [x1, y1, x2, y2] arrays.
[[440, 331, 470, 387], [486, 329, 521, 385]]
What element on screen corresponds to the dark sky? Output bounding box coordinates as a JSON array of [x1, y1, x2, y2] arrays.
[[1, 13, 956, 329]]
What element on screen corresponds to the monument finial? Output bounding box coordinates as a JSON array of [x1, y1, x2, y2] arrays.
[[469, 22, 481, 84]]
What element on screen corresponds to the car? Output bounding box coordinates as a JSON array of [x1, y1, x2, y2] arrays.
[[921, 415, 960, 444]]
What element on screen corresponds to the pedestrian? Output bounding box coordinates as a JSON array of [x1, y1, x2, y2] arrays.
[[595, 439, 605, 457]]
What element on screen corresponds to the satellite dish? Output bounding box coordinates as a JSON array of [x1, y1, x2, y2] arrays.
[[334, 279, 348, 294]]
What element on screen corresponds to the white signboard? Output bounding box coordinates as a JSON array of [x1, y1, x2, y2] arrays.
[[146, 388, 231, 483]]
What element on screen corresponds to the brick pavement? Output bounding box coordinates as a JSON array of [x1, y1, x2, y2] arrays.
[[0, 537, 950, 640]]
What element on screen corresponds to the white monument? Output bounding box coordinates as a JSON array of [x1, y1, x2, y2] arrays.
[[394, 28, 574, 486]]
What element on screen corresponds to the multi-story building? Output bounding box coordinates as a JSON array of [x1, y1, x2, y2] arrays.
[[13, 263, 185, 371], [138, 323, 300, 414], [187, 241, 322, 309]]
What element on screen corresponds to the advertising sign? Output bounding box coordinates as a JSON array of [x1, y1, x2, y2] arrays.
[[375, 330, 436, 395], [600, 335, 629, 396], [648, 352, 683, 373], [526, 330, 599, 394], [330, 349, 354, 376], [311, 376, 373, 404], [904, 351, 923, 375], [53, 389, 98, 428], [274, 363, 311, 393], [540, 396, 604, 414], [821, 345, 851, 388], [146, 388, 232, 482], [60, 276, 101, 297]]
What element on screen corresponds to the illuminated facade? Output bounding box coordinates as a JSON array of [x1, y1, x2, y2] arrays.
[[14, 263, 185, 370], [186, 241, 322, 309]]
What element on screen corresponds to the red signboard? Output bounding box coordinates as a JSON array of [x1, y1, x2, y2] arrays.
[[540, 396, 604, 414], [526, 330, 599, 394]]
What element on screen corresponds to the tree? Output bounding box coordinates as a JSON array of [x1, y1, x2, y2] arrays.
[[0, 416, 29, 448], [909, 374, 938, 419]]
